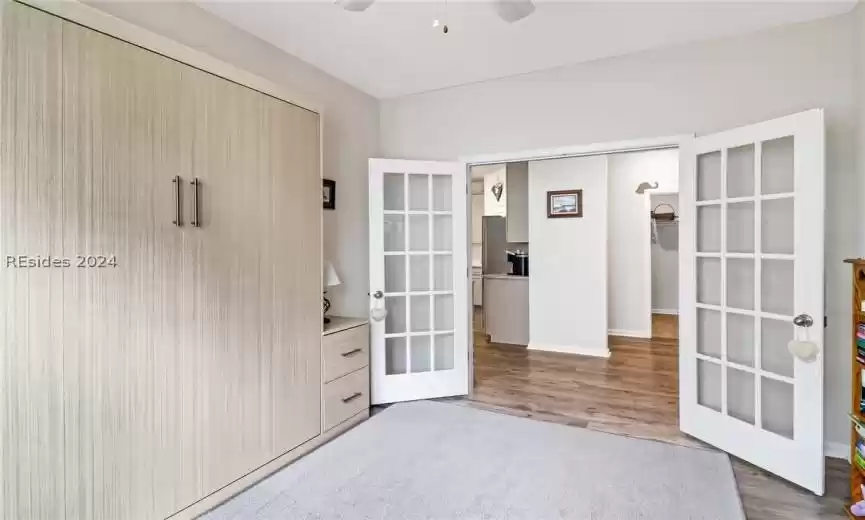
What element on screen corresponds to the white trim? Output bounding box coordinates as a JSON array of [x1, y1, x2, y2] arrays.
[[16, 0, 322, 114], [608, 329, 652, 339], [642, 187, 653, 346], [528, 343, 611, 358], [460, 135, 693, 166], [824, 442, 849, 461], [652, 308, 679, 315]]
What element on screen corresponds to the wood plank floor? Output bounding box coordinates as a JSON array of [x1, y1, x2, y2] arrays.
[[460, 311, 849, 519]]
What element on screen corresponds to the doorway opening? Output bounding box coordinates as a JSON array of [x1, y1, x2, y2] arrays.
[[466, 144, 691, 448], [649, 191, 679, 341]]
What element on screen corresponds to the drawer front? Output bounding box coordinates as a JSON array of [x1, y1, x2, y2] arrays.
[[322, 324, 369, 383], [323, 368, 369, 431]]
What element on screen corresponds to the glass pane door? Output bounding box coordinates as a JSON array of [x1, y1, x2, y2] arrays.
[[383, 171, 456, 375], [371, 158, 469, 404], [694, 136, 796, 439]]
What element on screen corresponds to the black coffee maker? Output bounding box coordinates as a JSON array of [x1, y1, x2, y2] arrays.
[[507, 250, 529, 276]]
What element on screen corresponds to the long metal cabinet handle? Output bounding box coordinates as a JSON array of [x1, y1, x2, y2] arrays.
[[190, 178, 200, 228], [172, 175, 182, 226], [341, 392, 363, 403]]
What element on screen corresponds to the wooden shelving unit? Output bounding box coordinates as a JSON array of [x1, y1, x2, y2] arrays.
[[844, 259, 865, 518]]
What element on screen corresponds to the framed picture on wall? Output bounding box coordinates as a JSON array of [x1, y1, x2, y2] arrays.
[[323, 179, 336, 210], [547, 189, 582, 218]]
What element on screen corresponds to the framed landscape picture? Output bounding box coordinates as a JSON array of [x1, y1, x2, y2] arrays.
[[547, 189, 582, 218]]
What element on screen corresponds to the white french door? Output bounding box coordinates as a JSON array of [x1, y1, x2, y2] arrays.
[[679, 109, 825, 494], [368, 158, 469, 404]]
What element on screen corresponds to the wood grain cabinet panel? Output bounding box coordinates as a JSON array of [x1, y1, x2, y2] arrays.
[[259, 95, 323, 457], [0, 4, 65, 519], [186, 68, 321, 498], [59, 14, 197, 520], [1, 3, 323, 519], [322, 369, 370, 431]]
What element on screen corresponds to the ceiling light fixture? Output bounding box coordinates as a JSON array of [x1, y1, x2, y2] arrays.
[[493, 0, 536, 23], [335, 0, 536, 24], [334, 0, 375, 13]]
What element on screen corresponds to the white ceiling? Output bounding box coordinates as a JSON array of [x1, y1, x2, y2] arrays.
[[197, 1, 855, 99]]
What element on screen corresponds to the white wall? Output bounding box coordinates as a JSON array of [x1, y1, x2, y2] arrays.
[[87, 0, 380, 318], [857, 3, 865, 238], [651, 193, 680, 314], [528, 156, 609, 356], [380, 13, 858, 448], [607, 150, 678, 337], [476, 164, 507, 216]]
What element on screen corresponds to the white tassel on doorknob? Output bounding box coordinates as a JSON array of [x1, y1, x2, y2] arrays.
[[788, 340, 819, 363], [789, 313, 819, 363], [371, 306, 387, 322]]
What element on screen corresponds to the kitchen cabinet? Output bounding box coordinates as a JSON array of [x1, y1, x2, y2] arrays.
[[483, 275, 529, 345], [506, 162, 529, 243], [472, 267, 483, 306]]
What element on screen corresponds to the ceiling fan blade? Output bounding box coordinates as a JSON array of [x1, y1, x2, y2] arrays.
[[493, 0, 536, 23], [335, 0, 375, 12]]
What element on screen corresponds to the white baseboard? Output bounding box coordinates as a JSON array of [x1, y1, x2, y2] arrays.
[[825, 441, 849, 461], [608, 329, 652, 339], [652, 308, 679, 315], [528, 343, 611, 358]]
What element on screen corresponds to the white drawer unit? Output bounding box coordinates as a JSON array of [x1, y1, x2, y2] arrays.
[[322, 317, 370, 432]]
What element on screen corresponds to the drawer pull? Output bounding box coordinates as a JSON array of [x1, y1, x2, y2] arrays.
[[342, 392, 363, 403], [341, 348, 363, 357]]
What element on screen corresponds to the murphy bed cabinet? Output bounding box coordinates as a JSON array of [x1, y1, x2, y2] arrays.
[[0, 2, 368, 519]]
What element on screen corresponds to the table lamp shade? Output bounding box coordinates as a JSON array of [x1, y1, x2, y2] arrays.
[[324, 261, 342, 288]]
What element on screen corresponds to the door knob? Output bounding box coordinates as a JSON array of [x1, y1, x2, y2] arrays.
[[370, 290, 387, 322], [793, 314, 813, 328]]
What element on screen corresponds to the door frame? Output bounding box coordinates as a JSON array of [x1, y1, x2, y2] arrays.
[[459, 134, 693, 396]]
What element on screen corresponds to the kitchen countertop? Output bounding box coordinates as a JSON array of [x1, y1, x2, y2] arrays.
[[483, 274, 528, 280]]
